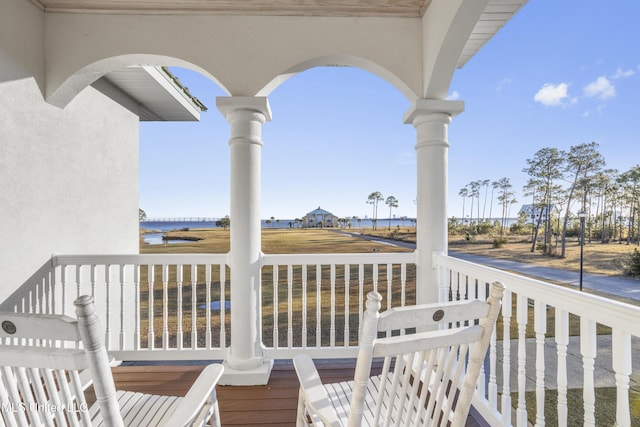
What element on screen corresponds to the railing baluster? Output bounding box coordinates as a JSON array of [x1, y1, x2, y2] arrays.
[[273, 264, 279, 349], [75, 265, 82, 302], [219, 264, 226, 349], [555, 308, 569, 427], [104, 264, 112, 350], [133, 264, 140, 351], [501, 290, 513, 426], [580, 317, 596, 427], [612, 329, 632, 427], [400, 262, 406, 307], [302, 264, 308, 349], [476, 280, 487, 399], [61, 264, 67, 315], [316, 264, 321, 348], [191, 264, 198, 349], [488, 299, 498, 411], [516, 294, 528, 427], [148, 264, 155, 350], [90, 264, 97, 298], [162, 264, 169, 350], [344, 264, 350, 347], [287, 264, 293, 348], [205, 264, 212, 349], [373, 263, 379, 293], [534, 301, 546, 426], [330, 264, 335, 348], [45, 267, 52, 314], [386, 263, 392, 310], [176, 264, 183, 350]]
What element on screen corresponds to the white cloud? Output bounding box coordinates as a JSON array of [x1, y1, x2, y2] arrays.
[[447, 90, 461, 100], [611, 67, 635, 79], [583, 76, 615, 100], [534, 83, 571, 106]]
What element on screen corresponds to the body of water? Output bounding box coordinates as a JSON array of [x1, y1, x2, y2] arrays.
[[140, 218, 417, 245], [140, 218, 518, 245], [140, 218, 417, 232]]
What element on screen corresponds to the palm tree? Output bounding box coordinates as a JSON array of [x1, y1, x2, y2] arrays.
[[458, 187, 469, 225], [480, 179, 490, 221], [366, 191, 384, 230], [385, 196, 399, 230]]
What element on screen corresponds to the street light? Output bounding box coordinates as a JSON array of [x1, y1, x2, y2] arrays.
[[578, 210, 586, 291]]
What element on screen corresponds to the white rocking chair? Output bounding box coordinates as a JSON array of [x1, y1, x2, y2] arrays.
[[294, 282, 505, 427], [0, 295, 224, 427]]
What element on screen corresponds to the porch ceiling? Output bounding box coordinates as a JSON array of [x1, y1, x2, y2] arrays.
[[33, 0, 527, 69]]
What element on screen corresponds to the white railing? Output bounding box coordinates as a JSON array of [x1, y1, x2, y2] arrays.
[[4, 251, 639, 425], [1, 252, 417, 360], [435, 252, 640, 427], [0, 254, 231, 360], [261, 252, 417, 358]]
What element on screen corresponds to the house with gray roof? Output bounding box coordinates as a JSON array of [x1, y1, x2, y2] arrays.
[[302, 207, 338, 228]]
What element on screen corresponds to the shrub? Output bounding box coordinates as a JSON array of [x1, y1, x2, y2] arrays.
[[492, 237, 507, 248], [624, 248, 640, 276]]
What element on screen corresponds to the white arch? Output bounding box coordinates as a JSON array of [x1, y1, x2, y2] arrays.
[[46, 54, 228, 108], [256, 54, 419, 103]]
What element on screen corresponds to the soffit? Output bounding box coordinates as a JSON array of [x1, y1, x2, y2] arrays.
[[458, 0, 527, 68], [98, 66, 205, 121]]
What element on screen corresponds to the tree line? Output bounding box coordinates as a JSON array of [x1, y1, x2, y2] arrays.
[[456, 177, 517, 238], [456, 141, 640, 256]]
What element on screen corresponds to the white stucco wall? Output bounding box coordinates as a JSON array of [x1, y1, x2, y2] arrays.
[[0, 77, 139, 304]]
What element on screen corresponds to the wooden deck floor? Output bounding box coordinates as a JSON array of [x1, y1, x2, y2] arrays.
[[111, 360, 486, 426]]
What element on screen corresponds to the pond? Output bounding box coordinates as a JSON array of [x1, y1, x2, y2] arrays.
[[142, 233, 195, 245]]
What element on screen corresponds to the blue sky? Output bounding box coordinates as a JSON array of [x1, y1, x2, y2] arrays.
[[139, 0, 640, 221]]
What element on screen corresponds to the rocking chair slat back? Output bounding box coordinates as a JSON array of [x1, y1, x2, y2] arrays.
[[0, 296, 224, 427], [294, 281, 505, 427]]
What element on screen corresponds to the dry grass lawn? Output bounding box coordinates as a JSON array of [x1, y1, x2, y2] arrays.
[[449, 235, 638, 277], [141, 227, 412, 255]]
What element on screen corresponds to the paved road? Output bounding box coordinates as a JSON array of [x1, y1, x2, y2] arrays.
[[340, 231, 640, 302]]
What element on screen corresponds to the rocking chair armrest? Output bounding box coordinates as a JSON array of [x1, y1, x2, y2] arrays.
[[293, 354, 342, 427], [162, 363, 224, 427]]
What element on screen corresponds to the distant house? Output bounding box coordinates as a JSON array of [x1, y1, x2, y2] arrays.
[[302, 207, 338, 228], [518, 204, 560, 224]]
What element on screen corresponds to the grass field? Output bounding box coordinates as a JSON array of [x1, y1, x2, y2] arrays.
[[141, 227, 412, 255]]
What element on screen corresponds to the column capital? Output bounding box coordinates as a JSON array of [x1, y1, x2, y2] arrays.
[[403, 99, 464, 125], [216, 96, 272, 121]]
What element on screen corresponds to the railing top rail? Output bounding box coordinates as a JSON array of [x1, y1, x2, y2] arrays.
[[435, 252, 640, 337], [262, 251, 417, 265], [53, 253, 230, 266]]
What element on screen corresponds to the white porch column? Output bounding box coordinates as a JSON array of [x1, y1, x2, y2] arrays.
[[404, 99, 464, 304], [217, 96, 273, 385]]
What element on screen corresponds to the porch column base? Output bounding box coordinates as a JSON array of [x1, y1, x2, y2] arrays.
[[219, 359, 274, 386]]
